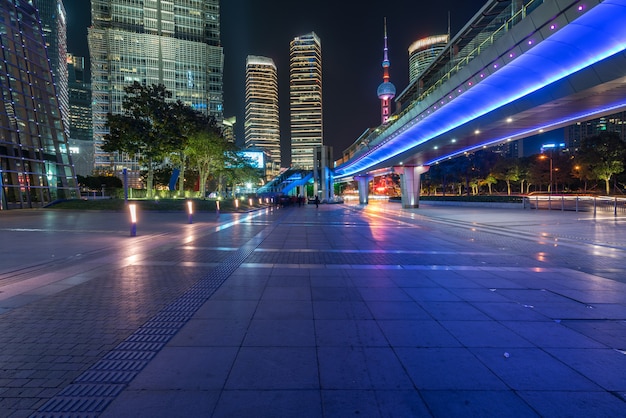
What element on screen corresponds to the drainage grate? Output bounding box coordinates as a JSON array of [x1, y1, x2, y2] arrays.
[[32, 221, 275, 417]]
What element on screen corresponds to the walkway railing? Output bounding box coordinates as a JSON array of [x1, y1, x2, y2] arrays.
[[523, 195, 626, 216]]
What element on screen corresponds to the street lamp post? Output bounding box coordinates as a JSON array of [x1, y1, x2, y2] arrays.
[[548, 155, 553, 194], [539, 153, 553, 194]]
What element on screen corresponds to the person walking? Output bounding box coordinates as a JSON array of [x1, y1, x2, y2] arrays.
[[314, 195, 320, 208]]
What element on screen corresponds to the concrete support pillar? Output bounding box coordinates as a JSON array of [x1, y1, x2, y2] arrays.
[[354, 174, 373, 205], [320, 147, 334, 202], [393, 165, 429, 208]]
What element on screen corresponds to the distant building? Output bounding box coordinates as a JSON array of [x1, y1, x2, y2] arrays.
[[245, 56, 281, 177], [67, 54, 94, 176], [222, 116, 237, 143], [0, 0, 78, 209], [36, 0, 70, 137], [408, 34, 449, 83], [565, 112, 626, 150], [290, 32, 323, 170], [88, 0, 224, 186]]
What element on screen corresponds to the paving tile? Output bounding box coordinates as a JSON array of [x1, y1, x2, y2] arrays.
[[225, 347, 318, 390], [366, 301, 431, 320], [377, 319, 461, 348], [318, 347, 413, 390], [395, 347, 508, 390], [101, 390, 220, 418], [517, 390, 626, 417], [404, 287, 463, 302], [421, 390, 539, 417], [440, 320, 534, 348], [501, 320, 606, 348], [470, 347, 601, 391], [192, 299, 258, 319], [418, 301, 492, 321], [253, 299, 313, 320], [544, 348, 626, 391], [321, 389, 432, 417], [312, 301, 373, 320], [213, 390, 322, 418], [168, 319, 249, 347], [243, 319, 315, 347], [315, 319, 388, 347], [126, 347, 238, 391]]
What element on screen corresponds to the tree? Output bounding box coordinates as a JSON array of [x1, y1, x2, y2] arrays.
[[169, 101, 212, 196], [577, 132, 626, 195], [480, 174, 498, 195], [102, 82, 182, 198], [185, 121, 231, 197], [492, 157, 521, 195]]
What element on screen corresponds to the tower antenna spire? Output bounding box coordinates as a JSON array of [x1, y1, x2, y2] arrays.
[[377, 17, 396, 124]]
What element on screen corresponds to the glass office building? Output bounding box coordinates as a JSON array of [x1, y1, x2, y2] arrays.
[[0, 0, 78, 209], [36, 0, 69, 138], [245, 55, 280, 176], [290, 32, 323, 170], [408, 34, 449, 83], [67, 54, 94, 176], [88, 0, 224, 186]]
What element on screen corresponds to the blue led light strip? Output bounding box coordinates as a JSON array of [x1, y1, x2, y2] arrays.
[[336, 1, 626, 178]]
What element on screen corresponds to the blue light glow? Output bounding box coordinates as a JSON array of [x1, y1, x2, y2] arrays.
[[335, 1, 626, 179]]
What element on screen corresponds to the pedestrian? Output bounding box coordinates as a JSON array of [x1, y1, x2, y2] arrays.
[[314, 195, 320, 208]]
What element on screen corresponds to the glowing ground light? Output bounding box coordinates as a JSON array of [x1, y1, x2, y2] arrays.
[[129, 204, 137, 236], [187, 200, 193, 224]]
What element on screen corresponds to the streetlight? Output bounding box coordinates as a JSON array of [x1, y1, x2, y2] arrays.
[[539, 154, 553, 194], [540, 142, 565, 194]]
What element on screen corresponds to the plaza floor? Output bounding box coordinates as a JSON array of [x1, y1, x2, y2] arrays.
[[1, 201, 625, 417]]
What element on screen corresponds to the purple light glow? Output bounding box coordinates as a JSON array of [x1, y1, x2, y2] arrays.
[[334, 1, 626, 179]]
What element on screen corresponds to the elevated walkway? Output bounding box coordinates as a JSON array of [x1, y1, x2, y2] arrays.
[[256, 168, 312, 196], [334, 0, 626, 208]]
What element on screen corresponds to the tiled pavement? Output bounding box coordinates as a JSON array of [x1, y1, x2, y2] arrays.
[[1, 202, 626, 417]]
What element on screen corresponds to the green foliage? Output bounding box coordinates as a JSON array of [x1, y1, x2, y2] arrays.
[[576, 131, 626, 194], [103, 83, 184, 197], [77, 175, 123, 189]]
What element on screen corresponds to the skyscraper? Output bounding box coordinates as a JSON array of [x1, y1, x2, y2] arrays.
[[377, 18, 396, 125], [0, 0, 78, 209], [408, 34, 449, 83], [36, 0, 69, 137], [88, 0, 224, 185], [245, 56, 280, 176], [290, 32, 322, 170], [67, 54, 94, 176]]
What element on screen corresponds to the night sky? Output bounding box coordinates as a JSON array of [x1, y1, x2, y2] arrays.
[[63, 0, 487, 163]]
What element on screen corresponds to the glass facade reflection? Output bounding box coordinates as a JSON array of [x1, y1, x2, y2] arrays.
[[245, 55, 280, 176], [0, 0, 78, 209], [290, 32, 322, 170], [88, 0, 224, 187]]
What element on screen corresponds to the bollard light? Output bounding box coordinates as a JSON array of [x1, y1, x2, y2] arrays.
[[129, 203, 137, 236], [187, 200, 193, 224], [249, 198, 253, 206], [216, 199, 220, 213], [235, 199, 239, 208]]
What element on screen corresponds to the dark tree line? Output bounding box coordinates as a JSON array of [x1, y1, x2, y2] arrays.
[[422, 132, 626, 196]]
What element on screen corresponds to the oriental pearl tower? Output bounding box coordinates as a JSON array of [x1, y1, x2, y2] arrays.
[[377, 17, 396, 124]]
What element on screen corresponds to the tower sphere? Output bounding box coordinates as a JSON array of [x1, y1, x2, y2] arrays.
[[377, 81, 396, 100]]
